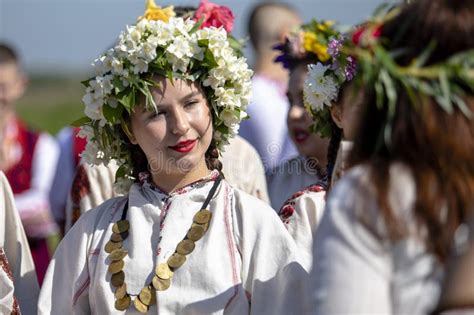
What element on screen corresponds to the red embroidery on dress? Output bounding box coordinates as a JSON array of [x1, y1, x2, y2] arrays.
[[11, 298, 20, 315], [140, 170, 220, 196], [73, 277, 90, 306], [223, 184, 239, 310], [0, 248, 14, 282], [0, 248, 21, 314], [278, 183, 326, 226], [156, 199, 173, 256]]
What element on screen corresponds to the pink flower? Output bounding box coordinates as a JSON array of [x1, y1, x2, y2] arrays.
[[194, 0, 234, 33], [352, 24, 382, 46]]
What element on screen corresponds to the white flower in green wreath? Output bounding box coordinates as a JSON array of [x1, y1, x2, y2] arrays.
[[75, 5, 253, 188], [304, 63, 339, 112]]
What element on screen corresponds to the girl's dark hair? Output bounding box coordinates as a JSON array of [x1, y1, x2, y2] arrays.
[[326, 120, 342, 189], [350, 0, 474, 262], [204, 140, 223, 172]]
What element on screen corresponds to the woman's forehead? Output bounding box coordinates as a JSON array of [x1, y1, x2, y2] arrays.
[[150, 76, 202, 97]]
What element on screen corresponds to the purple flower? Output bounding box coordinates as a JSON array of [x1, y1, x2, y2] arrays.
[[327, 38, 342, 58], [344, 56, 357, 81]]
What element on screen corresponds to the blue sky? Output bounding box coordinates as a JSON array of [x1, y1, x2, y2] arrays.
[[0, 0, 387, 73]]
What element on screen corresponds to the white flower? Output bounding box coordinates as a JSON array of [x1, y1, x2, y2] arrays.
[[81, 141, 106, 165], [219, 108, 240, 127], [77, 125, 94, 140], [133, 59, 149, 74], [150, 22, 174, 45], [166, 53, 190, 73], [84, 98, 104, 120], [129, 28, 142, 43], [135, 19, 149, 32], [166, 35, 192, 59], [203, 68, 227, 89], [215, 87, 241, 109], [140, 41, 158, 62], [93, 55, 112, 75], [111, 58, 124, 75], [304, 63, 339, 112]]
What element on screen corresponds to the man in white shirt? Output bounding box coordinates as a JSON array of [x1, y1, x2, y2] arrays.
[[239, 2, 301, 171]]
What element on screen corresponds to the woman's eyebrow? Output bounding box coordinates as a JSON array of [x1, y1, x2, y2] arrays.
[[180, 91, 201, 102]]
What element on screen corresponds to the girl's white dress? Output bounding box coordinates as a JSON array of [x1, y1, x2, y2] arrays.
[[39, 171, 308, 314]]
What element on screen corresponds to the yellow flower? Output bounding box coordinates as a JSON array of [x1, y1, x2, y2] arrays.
[[139, 0, 175, 22], [317, 20, 335, 32], [303, 32, 330, 62], [303, 32, 317, 52]]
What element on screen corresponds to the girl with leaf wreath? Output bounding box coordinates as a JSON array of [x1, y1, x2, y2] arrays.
[[38, 1, 308, 314], [309, 0, 474, 313], [273, 20, 364, 271]]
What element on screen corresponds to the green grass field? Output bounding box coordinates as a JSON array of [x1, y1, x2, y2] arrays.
[[15, 74, 86, 135]]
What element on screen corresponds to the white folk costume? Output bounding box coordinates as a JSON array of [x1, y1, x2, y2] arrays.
[[278, 181, 326, 272], [309, 164, 444, 314], [0, 171, 40, 314], [220, 135, 269, 204], [267, 155, 323, 210], [276, 142, 353, 271], [39, 171, 308, 314], [65, 136, 269, 232]]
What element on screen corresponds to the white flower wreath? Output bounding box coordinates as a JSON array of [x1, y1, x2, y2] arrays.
[[76, 16, 253, 185]]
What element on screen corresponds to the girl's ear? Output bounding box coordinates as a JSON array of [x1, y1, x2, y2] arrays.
[[330, 104, 344, 129], [121, 120, 137, 144]]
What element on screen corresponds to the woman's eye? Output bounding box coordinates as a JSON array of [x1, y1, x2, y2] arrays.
[[184, 100, 198, 108], [148, 111, 165, 119]]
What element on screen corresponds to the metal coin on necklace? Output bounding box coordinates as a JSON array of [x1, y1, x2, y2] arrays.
[[105, 175, 222, 313]]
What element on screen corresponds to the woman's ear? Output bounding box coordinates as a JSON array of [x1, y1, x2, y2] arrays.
[[330, 104, 344, 129], [121, 120, 137, 144]]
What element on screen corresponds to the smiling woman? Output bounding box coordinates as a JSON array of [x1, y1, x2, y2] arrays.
[[37, 1, 309, 314], [128, 77, 214, 193]]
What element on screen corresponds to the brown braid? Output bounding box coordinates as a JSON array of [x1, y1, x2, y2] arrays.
[[326, 121, 342, 190], [205, 140, 224, 174]]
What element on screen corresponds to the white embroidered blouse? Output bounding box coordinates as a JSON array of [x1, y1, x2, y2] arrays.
[[39, 171, 308, 314]]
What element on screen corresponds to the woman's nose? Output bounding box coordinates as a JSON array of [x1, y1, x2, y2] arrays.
[[170, 108, 190, 136], [288, 104, 305, 120]]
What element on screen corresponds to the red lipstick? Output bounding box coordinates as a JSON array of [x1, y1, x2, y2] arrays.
[[293, 128, 310, 144], [169, 139, 197, 153]]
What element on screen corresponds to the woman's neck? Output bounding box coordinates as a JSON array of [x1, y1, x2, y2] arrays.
[[150, 159, 212, 194]]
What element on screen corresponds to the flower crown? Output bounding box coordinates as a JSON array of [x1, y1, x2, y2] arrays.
[[274, 20, 337, 69], [75, 0, 253, 186], [345, 5, 474, 147], [275, 20, 358, 138]]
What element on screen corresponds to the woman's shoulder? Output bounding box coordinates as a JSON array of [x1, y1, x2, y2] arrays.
[[331, 162, 415, 212], [323, 162, 416, 240], [278, 181, 327, 225]]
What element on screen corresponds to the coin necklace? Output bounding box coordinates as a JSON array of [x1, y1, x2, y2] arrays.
[[105, 175, 222, 313]]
